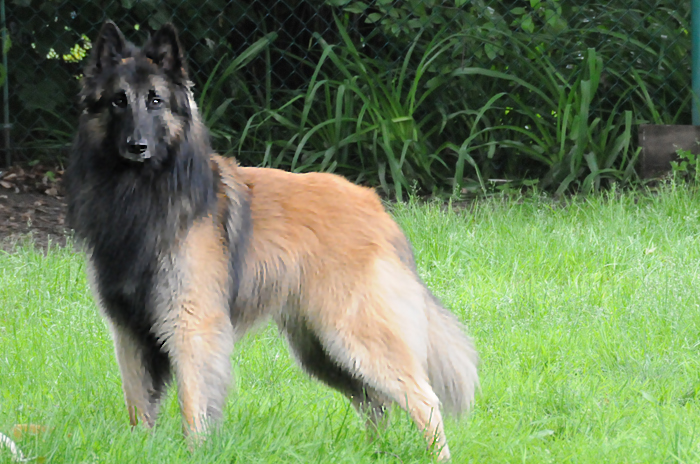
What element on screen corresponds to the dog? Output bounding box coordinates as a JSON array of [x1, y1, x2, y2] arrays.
[[64, 21, 479, 461]]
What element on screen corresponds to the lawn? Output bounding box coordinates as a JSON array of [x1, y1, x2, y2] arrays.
[[3, 183, 700, 463]]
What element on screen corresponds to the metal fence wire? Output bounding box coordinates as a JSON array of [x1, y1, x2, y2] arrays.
[[1, 0, 692, 180]]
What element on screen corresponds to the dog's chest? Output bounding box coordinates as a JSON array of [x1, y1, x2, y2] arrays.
[[87, 253, 162, 332]]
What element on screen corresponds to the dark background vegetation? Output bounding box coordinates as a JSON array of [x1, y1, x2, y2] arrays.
[[2, 0, 692, 198]]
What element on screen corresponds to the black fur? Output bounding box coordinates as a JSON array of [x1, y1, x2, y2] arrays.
[[281, 313, 366, 398], [64, 22, 249, 375], [211, 161, 253, 314], [132, 331, 172, 403]]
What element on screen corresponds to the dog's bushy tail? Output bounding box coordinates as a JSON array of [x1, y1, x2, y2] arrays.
[[425, 294, 479, 416]]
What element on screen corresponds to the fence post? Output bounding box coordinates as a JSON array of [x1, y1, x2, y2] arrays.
[[1, 0, 9, 167], [693, 0, 700, 125]]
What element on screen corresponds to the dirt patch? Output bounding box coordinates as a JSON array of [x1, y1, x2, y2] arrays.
[[0, 164, 69, 252], [0, 191, 69, 252]]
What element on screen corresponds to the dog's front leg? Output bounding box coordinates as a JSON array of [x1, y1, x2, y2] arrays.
[[155, 218, 237, 440], [108, 321, 170, 428], [169, 304, 235, 439], [89, 258, 170, 430]]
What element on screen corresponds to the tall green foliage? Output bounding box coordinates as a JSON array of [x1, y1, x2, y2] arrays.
[[7, 0, 690, 194], [237, 1, 687, 196]]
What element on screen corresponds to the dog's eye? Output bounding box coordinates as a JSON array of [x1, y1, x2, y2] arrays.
[[148, 96, 162, 107], [111, 94, 127, 108]]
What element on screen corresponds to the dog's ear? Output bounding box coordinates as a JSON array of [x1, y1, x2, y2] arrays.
[[143, 23, 187, 80], [86, 21, 127, 77]]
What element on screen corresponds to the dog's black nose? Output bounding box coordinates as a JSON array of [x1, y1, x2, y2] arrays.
[[127, 139, 148, 155]]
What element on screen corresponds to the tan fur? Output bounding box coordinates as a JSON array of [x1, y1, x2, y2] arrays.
[[210, 155, 476, 460], [109, 322, 159, 428], [84, 115, 108, 146], [148, 75, 185, 143], [152, 216, 234, 435]]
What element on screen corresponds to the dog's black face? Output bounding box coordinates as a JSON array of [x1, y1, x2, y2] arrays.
[[79, 21, 195, 170], [106, 71, 171, 164]]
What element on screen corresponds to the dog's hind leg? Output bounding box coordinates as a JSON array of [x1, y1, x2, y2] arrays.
[[351, 386, 390, 437], [304, 261, 452, 460], [108, 322, 171, 428], [280, 313, 388, 434], [318, 314, 450, 460]]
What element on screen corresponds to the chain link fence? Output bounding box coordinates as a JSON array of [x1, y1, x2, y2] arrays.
[[1, 0, 692, 188]]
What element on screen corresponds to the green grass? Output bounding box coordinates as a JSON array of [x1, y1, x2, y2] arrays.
[[4, 183, 700, 462]]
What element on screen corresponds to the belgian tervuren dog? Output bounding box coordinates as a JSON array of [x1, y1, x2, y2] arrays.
[[65, 21, 479, 461]]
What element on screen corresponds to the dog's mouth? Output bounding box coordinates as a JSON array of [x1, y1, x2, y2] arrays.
[[120, 151, 152, 163]]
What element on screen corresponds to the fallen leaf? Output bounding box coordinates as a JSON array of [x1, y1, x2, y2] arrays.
[[45, 188, 58, 196], [2, 173, 16, 180], [0, 181, 12, 189], [11, 424, 49, 441]]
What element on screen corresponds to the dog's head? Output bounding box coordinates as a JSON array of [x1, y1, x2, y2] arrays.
[[79, 21, 199, 168]]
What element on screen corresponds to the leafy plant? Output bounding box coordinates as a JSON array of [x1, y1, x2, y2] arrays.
[[196, 32, 278, 155], [239, 17, 469, 200], [329, 0, 686, 193], [237, 23, 645, 197], [671, 147, 700, 184], [445, 45, 639, 194]]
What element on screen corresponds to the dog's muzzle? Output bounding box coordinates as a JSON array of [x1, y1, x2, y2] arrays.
[[123, 138, 151, 162]]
